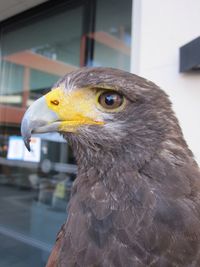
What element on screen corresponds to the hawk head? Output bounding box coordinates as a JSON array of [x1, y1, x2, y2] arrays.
[[21, 67, 188, 168]]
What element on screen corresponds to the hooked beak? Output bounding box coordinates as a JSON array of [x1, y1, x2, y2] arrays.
[[21, 96, 60, 151], [21, 87, 104, 151]]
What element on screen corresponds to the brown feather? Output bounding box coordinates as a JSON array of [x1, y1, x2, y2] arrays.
[[43, 67, 200, 267], [45, 225, 65, 267]]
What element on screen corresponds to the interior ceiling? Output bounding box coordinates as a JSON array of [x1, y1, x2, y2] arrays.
[[0, 0, 47, 22]]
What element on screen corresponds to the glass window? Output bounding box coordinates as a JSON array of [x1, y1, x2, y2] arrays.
[[0, 4, 82, 267], [91, 0, 132, 70], [0, 0, 132, 266]]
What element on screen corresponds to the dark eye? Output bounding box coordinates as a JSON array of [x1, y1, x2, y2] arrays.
[[98, 91, 124, 110]]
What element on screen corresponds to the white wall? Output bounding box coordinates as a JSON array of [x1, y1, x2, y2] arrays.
[[131, 0, 200, 164]]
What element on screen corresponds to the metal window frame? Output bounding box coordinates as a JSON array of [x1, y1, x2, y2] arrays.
[[0, 0, 96, 65], [0, 0, 96, 127]]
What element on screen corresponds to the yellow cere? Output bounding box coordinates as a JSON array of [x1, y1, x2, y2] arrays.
[[45, 87, 104, 132]]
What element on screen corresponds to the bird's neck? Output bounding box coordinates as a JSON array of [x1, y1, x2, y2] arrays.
[[70, 135, 196, 209], [71, 145, 147, 212]]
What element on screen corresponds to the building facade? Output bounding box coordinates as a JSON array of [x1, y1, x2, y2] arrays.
[[0, 0, 199, 266], [131, 0, 200, 163], [0, 0, 132, 266]]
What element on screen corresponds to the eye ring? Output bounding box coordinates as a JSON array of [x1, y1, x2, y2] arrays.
[[97, 91, 124, 110]]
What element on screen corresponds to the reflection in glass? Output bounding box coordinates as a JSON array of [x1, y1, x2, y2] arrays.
[[0, 5, 82, 267], [92, 0, 132, 70], [0, 0, 132, 266]]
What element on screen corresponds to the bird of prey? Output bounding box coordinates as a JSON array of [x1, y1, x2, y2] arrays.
[[21, 67, 200, 267]]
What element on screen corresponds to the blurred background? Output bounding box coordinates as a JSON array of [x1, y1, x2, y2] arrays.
[[0, 0, 199, 266]]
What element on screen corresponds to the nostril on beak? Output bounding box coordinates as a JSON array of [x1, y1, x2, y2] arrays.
[[51, 100, 59, 106]]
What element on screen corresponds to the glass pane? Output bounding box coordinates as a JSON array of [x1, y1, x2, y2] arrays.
[[0, 61, 24, 106], [0, 1, 132, 266], [92, 0, 132, 70], [0, 4, 81, 267]]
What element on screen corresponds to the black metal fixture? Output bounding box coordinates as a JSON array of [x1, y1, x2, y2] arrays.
[[180, 36, 200, 72]]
